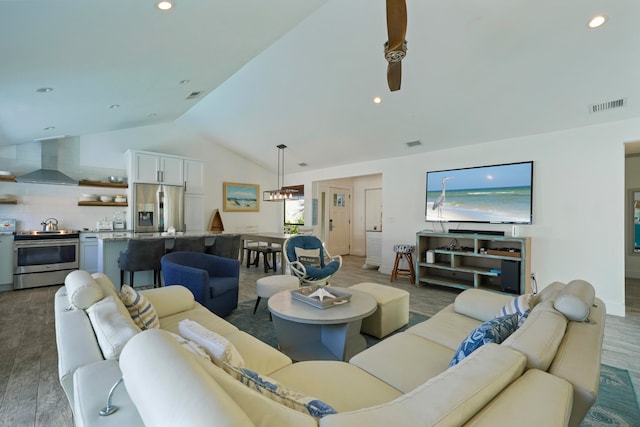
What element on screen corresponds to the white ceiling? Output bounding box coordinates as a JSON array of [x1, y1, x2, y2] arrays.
[[1, 0, 639, 171]]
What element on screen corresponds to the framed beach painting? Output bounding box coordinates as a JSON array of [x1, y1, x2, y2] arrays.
[[223, 182, 260, 212]]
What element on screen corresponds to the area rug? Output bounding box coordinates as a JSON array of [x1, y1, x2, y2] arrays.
[[228, 301, 640, 425], [580, 364, 640, 427], [227, 300, 428, 350]]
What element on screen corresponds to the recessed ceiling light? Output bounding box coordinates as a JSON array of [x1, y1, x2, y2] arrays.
[[148, 113, 157, 118], [43, 126, 55, 131], [373, 96, 382, 104], [588, 15, 607, 28], [179, 79, 190, 85], [108, 104, 120, 109], [36, 87, 53, 93], [156, 1, 173, 11]]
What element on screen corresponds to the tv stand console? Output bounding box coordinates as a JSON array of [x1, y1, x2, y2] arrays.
[[416, 231, 531, 294]]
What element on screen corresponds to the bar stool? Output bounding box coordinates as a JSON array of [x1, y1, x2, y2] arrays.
[[248, 245, 281, 273], [169, 236, 205, 253], [390, 243, 416, 285], [117, 239, 166, 288]]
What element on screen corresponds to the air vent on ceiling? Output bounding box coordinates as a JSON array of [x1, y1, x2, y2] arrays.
[[298, 162, 308, 167], [406, 140, 422, 147], [186, 91, 202, 100], [589, 98, 626, 114]]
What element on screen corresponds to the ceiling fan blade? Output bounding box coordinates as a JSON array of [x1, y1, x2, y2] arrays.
[[387, 61, 402, 92], [385, 0, 407, 91], [386, 0, 407, 51]]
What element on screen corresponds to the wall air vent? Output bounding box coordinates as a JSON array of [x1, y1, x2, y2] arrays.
[[186, 91, 202, 100], [406, 140, 422, 147], [589, 98, 626, 114]]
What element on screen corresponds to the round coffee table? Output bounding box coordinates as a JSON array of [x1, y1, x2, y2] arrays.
[[268, 288, 377, 361]]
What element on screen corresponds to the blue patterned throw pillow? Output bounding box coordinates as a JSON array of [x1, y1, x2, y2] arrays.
[[449, 313, 519, 367]]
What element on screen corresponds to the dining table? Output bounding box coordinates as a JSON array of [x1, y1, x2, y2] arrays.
[[239, 232, 295, 274]]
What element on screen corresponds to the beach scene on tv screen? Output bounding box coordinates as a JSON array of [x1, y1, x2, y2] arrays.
[[426, 163, 532, 223]]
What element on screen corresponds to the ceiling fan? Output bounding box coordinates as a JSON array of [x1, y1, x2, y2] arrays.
[[384, 0, 408, 91]]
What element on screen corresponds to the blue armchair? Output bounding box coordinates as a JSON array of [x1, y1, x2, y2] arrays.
[[283, 235, 342, 286], [161, 251, 240, 317]]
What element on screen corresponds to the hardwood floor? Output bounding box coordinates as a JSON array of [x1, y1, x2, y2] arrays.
[[0, 255, 637, 426]]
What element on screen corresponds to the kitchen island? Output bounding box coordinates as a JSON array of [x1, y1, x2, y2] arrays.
[[97, 231, 221, 290]]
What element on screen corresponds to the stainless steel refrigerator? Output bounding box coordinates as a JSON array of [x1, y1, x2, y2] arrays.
[[133, 183, 185, 233]]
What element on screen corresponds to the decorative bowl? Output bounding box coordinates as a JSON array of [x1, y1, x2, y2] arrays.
[[100, 195, 114, 202]]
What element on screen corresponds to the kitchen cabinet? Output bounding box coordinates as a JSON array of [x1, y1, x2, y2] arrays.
[[184, 159, 205, 194], [128, 150, 184, 186], [0, 234, 14, 286], [363, 231, 381, 269], [79, 232, 99, 273]]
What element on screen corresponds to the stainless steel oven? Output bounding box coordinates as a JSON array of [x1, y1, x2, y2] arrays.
[[13, 231, 79, 289]]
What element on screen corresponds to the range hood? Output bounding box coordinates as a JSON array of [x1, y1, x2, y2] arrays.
[[17, 140, 78, 185]]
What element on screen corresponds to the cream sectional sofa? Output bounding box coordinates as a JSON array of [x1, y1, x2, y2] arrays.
[[55, 271, 605, 427]]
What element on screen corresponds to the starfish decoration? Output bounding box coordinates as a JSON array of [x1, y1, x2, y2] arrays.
[[308, 287, 336, 302]]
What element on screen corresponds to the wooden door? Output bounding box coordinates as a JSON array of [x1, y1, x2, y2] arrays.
[[328, 187, 351, 255]]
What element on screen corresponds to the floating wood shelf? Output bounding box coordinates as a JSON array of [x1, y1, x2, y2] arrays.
[[78, 180, 128, 188], [0, 175, 16, 182], [0, 198, 17, 204], [77, 201, 128, 207]]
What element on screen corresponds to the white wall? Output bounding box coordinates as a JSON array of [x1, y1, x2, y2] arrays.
[[1, 117, 636, 316], [289, 118, 640, 317], [0, 122, 283, 233]]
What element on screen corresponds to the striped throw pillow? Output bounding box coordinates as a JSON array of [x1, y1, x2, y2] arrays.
[[497, 293, 536, 326], [120, 285, 159, 330]]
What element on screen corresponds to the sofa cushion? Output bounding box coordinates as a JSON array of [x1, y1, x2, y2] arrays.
[[120, 285, 160, 330], [449, 313, 518, 367], [454, 289, 514, 322], [91, 272, 119, 299], [192, 354, 317, 427], [222, 330, 293, 375], [120, 330, 255, 427], [553, 279, 595, 321], [140, 285, 195, 318], [548, 299, 606, 426], [179, 319, 245, 368], [462, 369, 573, 427], [86, 296, 141, 359], [406, 304, 482, 350], [321, 344, 527, 427], [64, 270, 104, 309], [501, 308, 567, 370], [349, 332, 455, 393], [223, 363, 337, 419], [269, 360, 402, 413]]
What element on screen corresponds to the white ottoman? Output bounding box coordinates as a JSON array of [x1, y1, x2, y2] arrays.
[[254, 275, 300, 314], [349, 282, 410, 339]]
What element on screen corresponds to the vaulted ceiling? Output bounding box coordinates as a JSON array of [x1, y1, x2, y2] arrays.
[[1, 0, 638, 172]]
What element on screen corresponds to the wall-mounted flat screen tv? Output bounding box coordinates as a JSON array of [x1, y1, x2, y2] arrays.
[[425, 161, 533, 224]]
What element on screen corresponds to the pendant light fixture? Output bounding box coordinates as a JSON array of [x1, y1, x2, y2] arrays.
[[263, 144, 300, 201]]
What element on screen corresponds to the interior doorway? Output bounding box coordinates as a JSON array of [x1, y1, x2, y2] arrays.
[[327, 187, 351, 255], [313, 174, 383, 259]]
